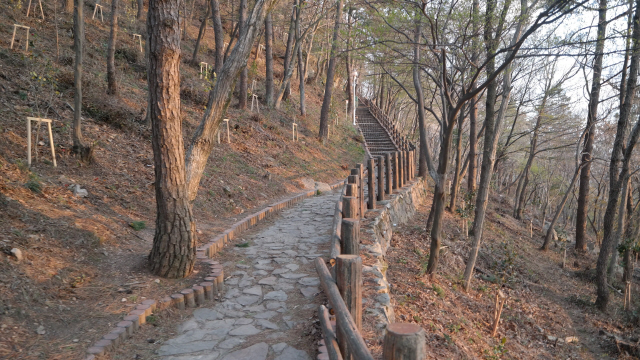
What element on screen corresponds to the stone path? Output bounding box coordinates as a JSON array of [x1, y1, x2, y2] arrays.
[[158, 191, 340, 360]]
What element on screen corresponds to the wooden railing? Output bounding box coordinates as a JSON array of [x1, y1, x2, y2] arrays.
[[317, 152, 426, 360], [358, 95, 416, 152]]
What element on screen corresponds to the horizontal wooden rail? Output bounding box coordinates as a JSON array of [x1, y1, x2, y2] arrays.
[[315, 257, 375, 360], [319, 305, 344, 360]]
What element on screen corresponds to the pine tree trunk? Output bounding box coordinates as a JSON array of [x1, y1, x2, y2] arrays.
[[107, 0, 119, 95], [576, 0, 607, 252], [137, 0, 144, 20], [265, 12, 274, 107], [72, 0, 92, 161], [237, 0, 248, 109], [211, 0, 224, 74], [318, 0, 343, 141], [147, 0, 196, 279]]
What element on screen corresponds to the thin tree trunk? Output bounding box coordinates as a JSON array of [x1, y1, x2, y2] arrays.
[[282, 1, 297, 102], [608, 176, 630, 277], [462, 0, 524, 290], [449, 109, 465, 211], [596, 0, 640, 310], [185, 0, 272, 202], [147, 0, 196, 279], [265, 12, 274, 107], [413, 20, 432, 178], [345, 8, 353, 118], [211, 0, 224, 74], [576, 0, 607, 252], [137, 0, 144, 20], [318, 0, 343, 141], [72, 0, 92, 161], [192, 1, 211, 64], [302, 22, 318, 82], [296, 3, 305, 116], [542, 165, 583, 250], [107, 0, 119, 95], [237, 0, 248, 109]]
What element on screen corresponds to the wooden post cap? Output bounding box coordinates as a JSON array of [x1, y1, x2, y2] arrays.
[[383, 323, 426, 360]]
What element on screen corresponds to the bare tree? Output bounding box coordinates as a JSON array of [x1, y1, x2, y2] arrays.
[[72, 0, 92, 162], [265, 12, 274, 106], [318, 0, 343, 141], [107, 0, 119, 95], [237, 0, 248, 109], [211, 0, 224, 74]]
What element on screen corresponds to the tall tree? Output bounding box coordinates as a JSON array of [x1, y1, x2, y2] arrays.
[[595, 0, 640, 310], [107, 0, 119, 95], [238, 0, 248, 109], [265, 12, 274, 106], [73, 0, 92, 161], [318, 0, 344, 141], [211, 0, 224, 74], [192, 0, 211, 64], [137, 0, 144, 20], [467, 0, 480, 193], [575, 0, 607, 252], [146, 0, 196, 278], [282, 1, 297, 102], [295, 2, 306, 115]]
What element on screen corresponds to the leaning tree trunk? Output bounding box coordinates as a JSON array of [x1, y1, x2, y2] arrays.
[[542, 165, 583, 250], [265, 12, 274, 107], [107, 0, 119, 95], [147, 0, 196, 279], [211, 0, 224, 74], [237, 0, 248, 109], [596, 0, 640, 311], [191, 0, 211, 64], [73, 0, 92, 161], [137, 0, 144, 20], [318, 0, 343, 141], [281, 1, 296, 102]]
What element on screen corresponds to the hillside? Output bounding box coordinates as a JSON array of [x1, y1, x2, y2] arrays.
[[0, 1, 364, 359]]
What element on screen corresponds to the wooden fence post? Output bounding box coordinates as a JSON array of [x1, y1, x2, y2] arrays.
[[382, 323, 426, 360], [342, 197, 358, 219], [386, 153, 392, 195], [356, 163, 365, 216], [336, 255, 362, 360], [341, 219, 360, 255], [377, 156, 385, 201], [405, 151, 410, 183], [367, 159, 375, 209], [398, 151, 404, 188], [347, 174, 359, 218], [392, 152, 399, 190]]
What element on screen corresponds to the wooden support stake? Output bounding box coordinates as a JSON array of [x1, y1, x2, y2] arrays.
[[530, 220, 533, 238], [223, 119, 230, 143], [382, 323, 426, 360], [342, 196, 358, 219], [624, 282, 632, 311], [350, 169, 361, 218], [392, 152, 399, 190], [26, 0, 45, 20], [336, 255, 363, 360], [491, 290, 507, 337], [27, 117, 56, 167], [341, 218, 360, 255], [200, 62, 208, 79], [562, 245, 567, 269], [385, 153, 392, 195], [251, 94, 260, 113], [11, 24, 30, 51], [292, 123, 298, 141], [398, 151, 404, 188], [92, 4, 104, 21], [356, 164, 365, 216], [367, 159, 375, 209], [133, 34, 143, 52], [377, 156, 385, 201], [319, 305, 344, 360]]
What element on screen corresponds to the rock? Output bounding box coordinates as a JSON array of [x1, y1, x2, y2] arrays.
[[235, 295, 260, 306], [256, 319, 279, 330], [158, 340, 219, 356], [218, 337, 245, 349], [284, 264, 299, 271], [264, 290, 288, 301], [297, 178, 315, 190], [254, 310, 278, 319], [298, 277, 319, 286], [271, 343, 288, 354], [192, 308, 223, 321], [222, 342, 268, 360], [258, 276, 277, 285], [10, 248, 23, 261], [228, 324, 261, 336], [279, 273, 307, 279], [547, 335, 557, 342], [223, 186, 233, 197], [315, 182, 332, 193], [272, 268, 290, 275], [234, 318, 253, 325], [565, 336, 578, 343], [300, 287, 318, 298], [274, 346, 311, 360], [376, 293, 391, 305], [73, 184, 88, 197], [243, 286, 262, 296], [36, 325, 45, 335]]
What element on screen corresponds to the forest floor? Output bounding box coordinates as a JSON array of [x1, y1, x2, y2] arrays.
[[0, 2, 364, 359], [382, 190, 640, 360]]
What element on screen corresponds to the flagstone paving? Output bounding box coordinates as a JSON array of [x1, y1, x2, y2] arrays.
[[158, 191, 340, 360]]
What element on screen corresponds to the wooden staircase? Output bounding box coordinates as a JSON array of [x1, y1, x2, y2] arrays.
[[355, 105, 400, 157]]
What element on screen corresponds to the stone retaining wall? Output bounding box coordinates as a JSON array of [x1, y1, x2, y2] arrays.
[[360, 177, 429, 335]]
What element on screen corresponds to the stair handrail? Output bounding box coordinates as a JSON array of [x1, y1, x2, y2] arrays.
[[357, 93, 415, 152]]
